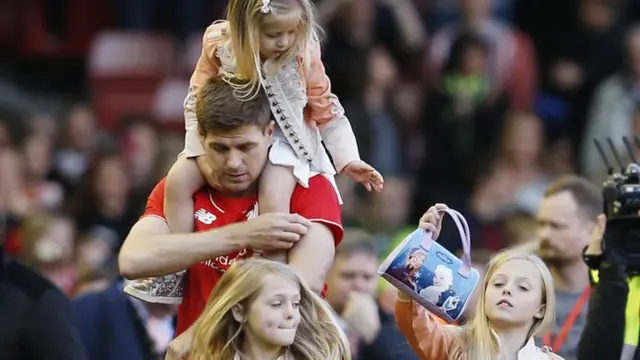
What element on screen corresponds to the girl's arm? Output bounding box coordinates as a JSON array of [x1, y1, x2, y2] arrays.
[[183, 22, 226, 158], [305, 42, 361, 173], [394, 293, 457, 360]]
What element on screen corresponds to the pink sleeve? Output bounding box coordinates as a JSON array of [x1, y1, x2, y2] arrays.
[[305, 42, 360, 172], [394, 299, 457, 360], [183, 22, 225, 158]]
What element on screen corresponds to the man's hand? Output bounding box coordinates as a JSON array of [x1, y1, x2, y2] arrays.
[[341, 292, 381, 345], [418, 203, 449, 239], [165, 326, 193, 360], [227, 213, 312, 251], [585, 214, 606, 256]]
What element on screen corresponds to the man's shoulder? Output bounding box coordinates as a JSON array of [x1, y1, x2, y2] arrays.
[[294, 174, 335, 196], [290, 175, 343, 243], [291, 175, 339, 210]]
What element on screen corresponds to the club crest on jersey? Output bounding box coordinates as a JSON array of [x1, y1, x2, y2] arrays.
[[194, 208, 216, 224]]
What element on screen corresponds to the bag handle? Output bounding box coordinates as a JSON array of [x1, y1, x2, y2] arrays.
[[419, 208, 472, 278]]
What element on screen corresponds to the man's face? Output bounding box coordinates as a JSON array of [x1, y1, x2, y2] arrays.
[[201, 124, 273, 194], [325, 252, 379, 313], [536, 191, 594, 262]]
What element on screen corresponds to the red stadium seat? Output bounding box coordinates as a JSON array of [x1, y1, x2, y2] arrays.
[[88, 32, 176, 129]]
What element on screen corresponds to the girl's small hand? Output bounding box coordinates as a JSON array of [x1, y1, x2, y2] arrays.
[[342, 160, 384, 192], [418, 203, 449, 239]]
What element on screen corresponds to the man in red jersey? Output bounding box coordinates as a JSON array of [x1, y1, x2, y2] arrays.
[[118, 77, 344, 348]]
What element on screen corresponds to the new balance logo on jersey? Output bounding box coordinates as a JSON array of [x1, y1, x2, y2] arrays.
[[194, 209, 216, 224]]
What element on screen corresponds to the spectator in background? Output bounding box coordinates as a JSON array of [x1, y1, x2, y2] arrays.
[[544, 0, 626, 156], [426, 0, 537, 112], [19, 213, 78, 295], [471, 113, 550, 228], [324, 231, 418, 360], [21, 131, 64, 211], [69, 151, 138, 258], [51, 103, 102, 195], [412, 31, 509, 251], [365, 46, 404, 175], [73, 279, 177, 360], [316, 0, 426, 163], [416, 31, 508, 209], [530, 176, 602, 359], [0, 236, 86, 360], [581, 24, 640, 182], [116, 115, 160, 199]]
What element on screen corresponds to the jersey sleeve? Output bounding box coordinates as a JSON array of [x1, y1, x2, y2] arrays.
[[140, 178, 168, 221], [291, 175, 343, 246]]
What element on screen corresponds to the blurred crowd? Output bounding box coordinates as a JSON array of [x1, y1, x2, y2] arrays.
[[3, 0, 640, 358]]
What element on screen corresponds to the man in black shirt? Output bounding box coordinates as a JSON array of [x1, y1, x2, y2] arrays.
[[0, 243, 86, 360]]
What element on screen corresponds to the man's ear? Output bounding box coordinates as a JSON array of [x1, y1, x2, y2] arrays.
[[231, 304, 245, 323], [264, 121, 275, 137]]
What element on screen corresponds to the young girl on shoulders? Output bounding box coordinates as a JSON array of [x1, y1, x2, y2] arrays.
[[395, 204, 564, 360], [125, 0, 383, 304], [189, 259, 350, 360], [176, 0, 382, 238]]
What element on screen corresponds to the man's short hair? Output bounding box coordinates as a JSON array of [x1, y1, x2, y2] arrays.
[[196, 77, 272, 134], [335, 228, 377, 259], [544, 175, 602, 221]]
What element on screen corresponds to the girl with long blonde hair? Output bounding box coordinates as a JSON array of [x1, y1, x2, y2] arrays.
[[189, 259, 350, 360], [395, 204, 563, 360], [125, 0, 383, 304]]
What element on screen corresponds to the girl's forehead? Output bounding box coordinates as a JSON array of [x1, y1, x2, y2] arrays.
[[491, 259, 541, 281], [262, 10, 303, 30], [257, 274, 300, 297]]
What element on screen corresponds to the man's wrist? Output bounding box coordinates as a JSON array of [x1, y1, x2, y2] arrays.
[[213, 224, 247, 252]]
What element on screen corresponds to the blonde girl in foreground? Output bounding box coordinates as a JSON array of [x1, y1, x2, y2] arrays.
[[188, 259, 350, 360], [395, 203, 563, 360]]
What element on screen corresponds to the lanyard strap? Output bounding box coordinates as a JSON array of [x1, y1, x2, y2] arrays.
[[543, 287, 591, 352]]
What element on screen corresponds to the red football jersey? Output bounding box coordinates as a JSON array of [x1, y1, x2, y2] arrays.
[[141, 175, 343, 335]]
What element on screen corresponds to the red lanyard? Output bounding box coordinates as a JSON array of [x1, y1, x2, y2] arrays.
[[543, 287, 591, 352]]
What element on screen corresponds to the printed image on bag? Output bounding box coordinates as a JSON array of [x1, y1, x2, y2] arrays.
[[378, 208, 480, 323]]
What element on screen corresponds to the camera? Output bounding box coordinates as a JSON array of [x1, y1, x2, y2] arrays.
[[595, 137, 640, 268]]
